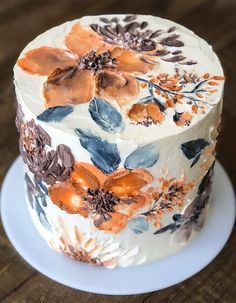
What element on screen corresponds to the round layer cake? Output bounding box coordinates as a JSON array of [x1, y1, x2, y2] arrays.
[[14, 14, 224, 268]]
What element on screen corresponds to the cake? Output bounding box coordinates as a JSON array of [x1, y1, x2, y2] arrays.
[[14, 14, 224, 268]]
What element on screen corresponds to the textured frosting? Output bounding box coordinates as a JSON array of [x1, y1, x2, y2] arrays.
[[14, 14, 224, 267], [14, 14, 224, 143]]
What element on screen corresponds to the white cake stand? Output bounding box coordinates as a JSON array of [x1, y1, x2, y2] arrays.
[[0, 157, 235, 295]]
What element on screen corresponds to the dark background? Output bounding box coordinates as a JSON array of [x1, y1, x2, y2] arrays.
[[0, 0, 235, 302]]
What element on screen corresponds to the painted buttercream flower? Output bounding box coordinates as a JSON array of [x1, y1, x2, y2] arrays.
[[17, 23, 157, 108], [49, 217, 140, 268], [143, 174, 194, 228], [16, 104, 74, 184], [49, 162, 153, 233]]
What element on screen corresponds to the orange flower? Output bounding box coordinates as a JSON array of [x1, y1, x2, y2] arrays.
[[128, 102, 165, 126], [18, 23, 156, 108], [145, 175, 194, 228], [49, 162, 153, 233]]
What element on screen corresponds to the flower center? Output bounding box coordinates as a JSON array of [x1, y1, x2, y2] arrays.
[[84, 188, 120, 219], [116, 32, 156, 51], [78, 50, 117, 73]]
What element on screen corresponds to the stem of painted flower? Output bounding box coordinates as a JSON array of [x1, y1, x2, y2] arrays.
[[136, 77, 210, 105]]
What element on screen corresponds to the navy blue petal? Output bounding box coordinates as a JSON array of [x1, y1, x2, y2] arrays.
[[154, 223, 176, 235], [124, 143, 159, 169], [75, 128, 121, 174], [89, 98, 124, 133], [37, 105, 73, 122], [35, 196, 51, 230], [181, 139, 209, 160]]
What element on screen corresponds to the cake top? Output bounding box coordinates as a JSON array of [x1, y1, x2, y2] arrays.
[[14, 14, 224, 144]]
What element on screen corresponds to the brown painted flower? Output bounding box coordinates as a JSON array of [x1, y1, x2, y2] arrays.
[[16, 105, 74, 184], [49, 162, 153, 233], [17, 23, 156, 108]]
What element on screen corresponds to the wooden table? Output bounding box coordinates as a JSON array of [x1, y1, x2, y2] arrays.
[[0, 0, 235, 302]]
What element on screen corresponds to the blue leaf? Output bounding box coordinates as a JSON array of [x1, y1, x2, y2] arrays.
[[35, 196, 51, 230], [38, 193, 47, 207], [35, 179, 48, 195], [37, 106, 73, 122], [190, 153, 201, 167], [128, 217, 149, 234], [181, 139, 209, 160], [89, 98, 124, 133], [25, 173, 36, 208], [154, 223, 176, 235], [124, 143, 159, 169], [75, 128, 121, 174]]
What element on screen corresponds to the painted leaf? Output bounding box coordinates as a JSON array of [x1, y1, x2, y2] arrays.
[[181, 139, 209, 167], [128, 217, 149, 234], [190, 153, 201, 167], [35, 196, 51, 230], [124, 143, 159, 169], [38, 193, 47, 207], [154, 222, 176, 235], [37, 105, 73, 122], [89, 98, 124, 133], [25, 173, 36, 208], [36, 179, 48, 196], [181, 139, 209, 159], [75, 128, 121, 174], [198, 162, 214, 194]]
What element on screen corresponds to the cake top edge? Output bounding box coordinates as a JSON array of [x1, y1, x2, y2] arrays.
[[14, 14, 224, 143]]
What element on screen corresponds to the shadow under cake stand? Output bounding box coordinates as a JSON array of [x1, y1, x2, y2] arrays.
[[0, 157, 235, 295]]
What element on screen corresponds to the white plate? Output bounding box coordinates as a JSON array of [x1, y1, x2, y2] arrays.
[[0, 157, 235, 295]]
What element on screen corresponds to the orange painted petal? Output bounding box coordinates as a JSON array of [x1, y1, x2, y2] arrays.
[[128, 103, 148, 122], [104, 169, 153, 196], [65, 23, 111, 57], [175, 112, 192, 127], [44, 69, 95, 107], [115, 192, 151, 216], [78, 162, 107, 186], [71, 162, 100, 191], [115, 49, 155, 74], [17, 47, 77, 76], [96, 71, 139, 105], [49, 182, 88, 216], [147, 102, 165, 123], [94, 212, 128, 234]]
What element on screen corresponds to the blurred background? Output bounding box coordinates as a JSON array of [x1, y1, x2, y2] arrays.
[[0, 0, 235, 302]]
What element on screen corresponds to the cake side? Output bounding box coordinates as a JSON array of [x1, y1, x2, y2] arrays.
[[14, 14, 224, 267], [16, 94, 222, 267]]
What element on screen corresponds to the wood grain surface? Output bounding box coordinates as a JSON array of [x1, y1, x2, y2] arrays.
[[0, 0, 235, 302]]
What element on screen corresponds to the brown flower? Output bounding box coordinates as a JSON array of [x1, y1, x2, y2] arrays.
[[16, 105, 74, 184], [49, 162, 153, 233], [17, 23, 156, 108]]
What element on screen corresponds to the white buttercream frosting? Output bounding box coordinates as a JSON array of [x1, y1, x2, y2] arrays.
[[14, 14, 224, 143], [15, 14, 224, 267]]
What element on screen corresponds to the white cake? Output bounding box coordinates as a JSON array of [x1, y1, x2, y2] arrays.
[[14, 14, 224, 268]]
